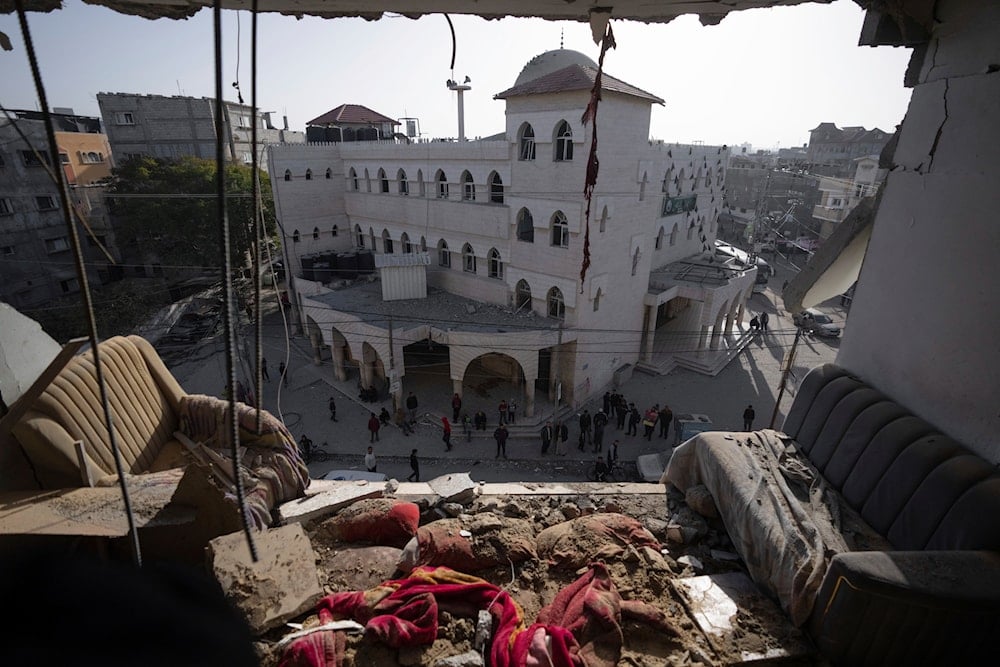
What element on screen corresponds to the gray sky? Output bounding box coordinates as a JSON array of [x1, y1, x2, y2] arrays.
[[0, 0, 912, 149]]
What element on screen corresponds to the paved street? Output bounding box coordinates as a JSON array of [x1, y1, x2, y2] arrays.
[[167, 253, 843, 484]]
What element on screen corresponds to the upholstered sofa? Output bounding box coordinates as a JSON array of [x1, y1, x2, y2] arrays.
[[666, 364, 1000, 665], [12, 335, 191, 489]]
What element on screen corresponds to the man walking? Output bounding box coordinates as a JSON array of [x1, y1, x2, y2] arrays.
[[406, 392, 419, 424], [555, 420, 568, 456], [408, 449, 420, 482], [579, 409, 592, 448], [261, 358, 270, 382], [365, 446, 377, 473], [627, 404, 641, 436], [368, 412, 381, 442], [658, 404, 673, 439], [328, 396, 338, 421], [441, 416, 453, 451], [494, 423, 509, 459], [540, 421, 553, 455], [743, 404, 756, 431], [451, 393, 462, 422], [498, 399, 508, 426], [760, 311, 769, 333], [593, 410, 608, 452], [298, 434, 313, 462]]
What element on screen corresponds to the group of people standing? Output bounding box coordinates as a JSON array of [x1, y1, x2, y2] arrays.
[[749, 311, 770, 334]]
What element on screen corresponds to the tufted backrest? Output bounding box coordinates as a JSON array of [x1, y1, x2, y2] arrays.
[[12, 336, 185, 487], [782, 364, 1000, 552]]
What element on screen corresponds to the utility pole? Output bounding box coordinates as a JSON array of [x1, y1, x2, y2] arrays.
[[770, 327, 802, 428]]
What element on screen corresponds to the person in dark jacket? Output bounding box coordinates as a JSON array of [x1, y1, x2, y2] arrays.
[[408, 449, 420, 482], [540, 421, 553, 455], [627, 404, 641, 436], [494, 424, 509, 459], [451, 393, 462, 422], [368, 412, 381, 442], [579, 410, 592, 447], [743, 404, 756, 431], [658, 404, 673, 439]]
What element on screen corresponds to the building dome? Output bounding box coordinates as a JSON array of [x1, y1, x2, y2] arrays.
[[514, 49, 598, 86]]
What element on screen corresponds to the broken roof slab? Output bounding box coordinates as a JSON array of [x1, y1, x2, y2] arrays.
[[2, 1, 829, 25]]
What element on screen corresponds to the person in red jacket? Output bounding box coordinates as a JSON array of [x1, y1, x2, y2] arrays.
[[368, 412, 380, 442], [441, 416, 453, 451]]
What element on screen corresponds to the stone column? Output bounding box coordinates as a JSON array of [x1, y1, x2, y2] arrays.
[[548, 345, 561, 402], [724, 311, 735, 339], [697, 324, 710, 356], [310, 333, 323, 365], [332, 343, 347, 381], [524, 375, 536, 418], [360, 359, 374, 389], [641, 304, 656, 363]]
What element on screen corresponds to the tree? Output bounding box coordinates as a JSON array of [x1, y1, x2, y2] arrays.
[[107, 156, 275, 276]]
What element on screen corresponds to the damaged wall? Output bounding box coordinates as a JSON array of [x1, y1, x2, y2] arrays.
[[838, 0, 1000, 461]]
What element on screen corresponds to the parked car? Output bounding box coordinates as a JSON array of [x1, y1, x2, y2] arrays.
[[636, 413, 714, 483], [792, 308, 841, 338]]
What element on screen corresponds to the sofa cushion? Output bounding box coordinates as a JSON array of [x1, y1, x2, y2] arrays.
[[806, 386, 886, 475], [822, 401, 909, 490], [781, 364, 850, 441], [887, 455, 997, 550], [794, 375, 867, 455], [926, 476, 1000, 551], [860, 434, 965, 540], [840, 415, 935, 510]]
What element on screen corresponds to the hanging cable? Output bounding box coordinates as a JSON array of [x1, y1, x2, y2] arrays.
[[13, 0, 143, 567], [214, 0, 258, 562], [251, 0, 263, 435]]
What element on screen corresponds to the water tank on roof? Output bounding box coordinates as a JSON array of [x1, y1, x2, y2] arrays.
[[300, 255, 315, 281], [306, 126, 326, 142], [312, 261, 331, 283]]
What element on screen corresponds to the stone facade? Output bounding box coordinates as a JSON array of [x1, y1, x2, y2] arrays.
[[268, 50, 755, 414]]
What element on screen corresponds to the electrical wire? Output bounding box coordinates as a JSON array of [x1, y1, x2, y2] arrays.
[[14, 0, 143, 567]]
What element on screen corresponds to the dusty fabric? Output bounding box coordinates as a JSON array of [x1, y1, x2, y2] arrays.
[[536, 513, 661, 569], [276, 624, 345, 667], [318, 499, 420, 548], [665, 429, 891, 626], [414, 513, 536, 571], [179, 394, 310, 529]]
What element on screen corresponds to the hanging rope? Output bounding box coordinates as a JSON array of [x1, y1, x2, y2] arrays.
[[13, 0, 142, 567], [214, 0, 258, 562], [580, 22, 616, 290]]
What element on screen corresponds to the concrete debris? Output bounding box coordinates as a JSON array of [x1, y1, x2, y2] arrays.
[[207, 523, 323, 635], [428, 473, 477, 504], [684, 485, 719, 519], [559, 503, 581, 519], [643, 517, 669, 537], [603, 501, 623, 513], [436, 650, 485, 667], [465, 304, 477, 315], [323, 545, 404, 591], [278, 481, 384, 525], [441, 502, 465, 517], [666, 524, 685, 544], [677, 555, 704, 571]]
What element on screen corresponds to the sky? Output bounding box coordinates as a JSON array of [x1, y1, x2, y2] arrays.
[[0, 0, 913, 150]]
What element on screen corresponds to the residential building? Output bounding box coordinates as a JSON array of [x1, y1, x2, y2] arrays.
[[269, 49, 757, 416], [0, 116, 118, 311], [812, 155, 887, 238], [805, 122, 892, 177], [305, 104, 401, 143], [11, 109, 113, 185], [96, 92, 305, 169], [721, 153, 819, 244]]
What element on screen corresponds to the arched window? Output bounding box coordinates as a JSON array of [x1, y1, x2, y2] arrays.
[[489, 172, 504, 204], [554, 121, 573, 161], [662, 167, 672, 192], [364, 168, 371, 192], [675, 169, 685, 195], [632, 248, 641, 276], [655, 227, 664, 250], [313, 226, 320, 240], [516, 208, 534, 242], [378, 168, 389, 193], [305, 169, 313, 181], [356, 224, 364, 248], [515, 279, 532, 310], [369, 227, 376, 249], [292, 229, 300, 243], [326, 167, 332, 179], [438, 239, 451, 267], [397, 169, 409, 195], [547, 287, 565, 320], [331, 225, 338, 237], [551, 211, 569, 248], [518, 123, 536, 161], [461, 171, 475, 201], [704, 172, 712, 188], [593, 288, 602, 312], [401, 232, 412, 254], [462, 243, 476, 273], [382, 229, 394, 254], [670, 223, 678, 246], [436, 170, 449, 199], [639, 172, 647, 201], [349, 167, 358, 191], [488, 248, 503, 279], [284, 169, 291, 182], [599, 205, 608, 233], [417, 169, 425, 196]]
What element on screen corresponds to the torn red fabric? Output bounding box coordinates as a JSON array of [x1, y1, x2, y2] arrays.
[[579, 22, 617, 288]]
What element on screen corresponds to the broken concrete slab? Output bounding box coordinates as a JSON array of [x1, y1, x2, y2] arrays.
[[673, 573, 814, 663], [322, 545, 403, 591], [435, 650, 484, 667], [207, 523, 323, 635], [685, 485, 719, 518], [427, 472, 477, 504], [278, 480, 384, 525]]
